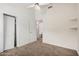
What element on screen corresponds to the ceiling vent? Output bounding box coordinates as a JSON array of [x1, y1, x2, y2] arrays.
[[48, 6, 53, 9], [48, 3, 53, 9]]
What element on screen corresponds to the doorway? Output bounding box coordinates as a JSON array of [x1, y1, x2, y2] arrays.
[[3, 13, 17, 51]]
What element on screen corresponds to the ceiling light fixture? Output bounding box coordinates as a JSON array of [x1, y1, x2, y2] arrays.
[[35, 3, 40, 10]]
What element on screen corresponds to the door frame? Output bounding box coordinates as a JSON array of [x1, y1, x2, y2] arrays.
[[3, 13, 17, 51]]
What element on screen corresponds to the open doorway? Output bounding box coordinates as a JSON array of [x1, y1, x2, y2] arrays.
[[3, 13, 17, 51], [35, 5, 44, 42]]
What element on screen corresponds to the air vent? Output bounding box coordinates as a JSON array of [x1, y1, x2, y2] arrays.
[[48, 6, 53, 9], [48, 3, 53, 9]]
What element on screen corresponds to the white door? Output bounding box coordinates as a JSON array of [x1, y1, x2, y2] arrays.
[[4, 14, 15, 50]]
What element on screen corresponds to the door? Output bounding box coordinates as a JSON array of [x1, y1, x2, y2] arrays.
[[3, 14, 16, 50]]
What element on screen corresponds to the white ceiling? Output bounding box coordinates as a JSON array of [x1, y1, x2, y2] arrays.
[[4, 3, 49, 7], [0, 3, 33, 7], [0, 3, 49, 8]]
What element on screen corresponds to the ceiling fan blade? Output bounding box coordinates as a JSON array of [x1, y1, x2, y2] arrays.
[[27, 4, 35, 8], [39, 3, 49, 5]]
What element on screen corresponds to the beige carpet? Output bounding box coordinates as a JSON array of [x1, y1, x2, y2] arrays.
[[0, 41, 78, 56]]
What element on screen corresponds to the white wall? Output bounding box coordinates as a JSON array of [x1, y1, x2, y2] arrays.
[[42, 3, 79, 54], [0, 3, 37, 52], [77, 4, 79, 54]]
